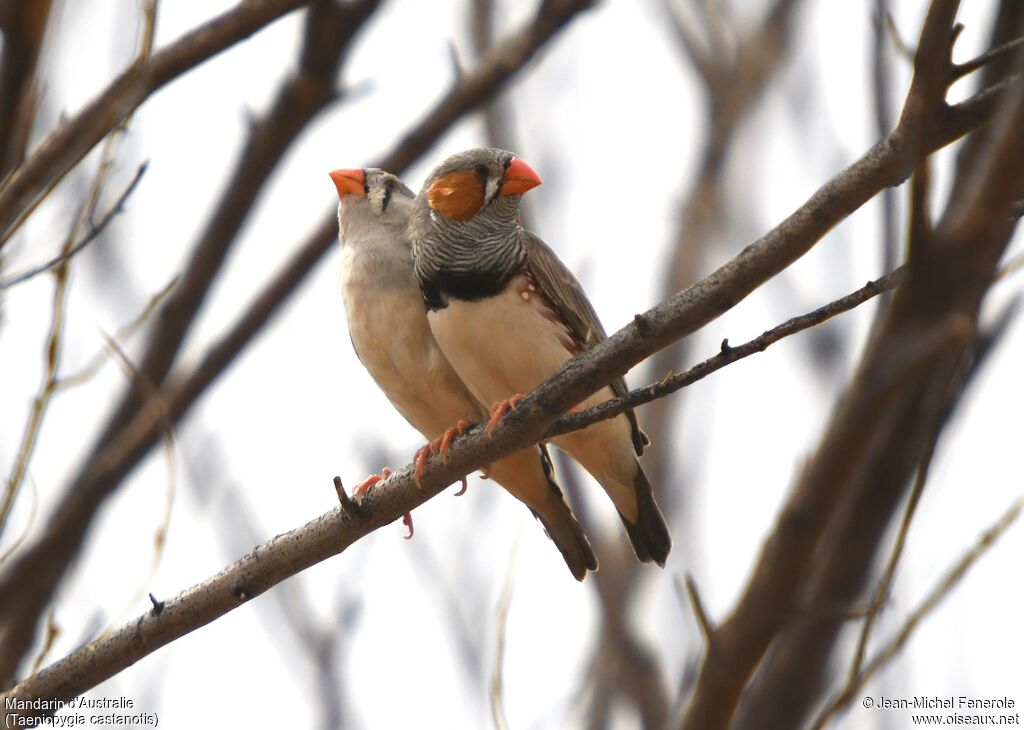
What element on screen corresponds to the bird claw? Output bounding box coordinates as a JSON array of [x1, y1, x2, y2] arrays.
[[432, 419, 470, 462], [352, 467, 393, 503], [402, 512, 414, 539], [414, 419, 470, 489], [454, 476, 468, 497], [486, 393, 525, 436], [413, 445, 430, 490]]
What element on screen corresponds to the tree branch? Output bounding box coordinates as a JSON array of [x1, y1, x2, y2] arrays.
[[0, 0, 383, 688], [549, 267, 903, 438], [0, 0, 597, 691], [685, 4, 1024, 723], [0, 0, 54, 179], [0, 0, 316, 247]]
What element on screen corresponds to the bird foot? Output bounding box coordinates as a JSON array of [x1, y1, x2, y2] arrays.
[[353, 467, 394, 503], [486, 393, 525, 436], [352, 468, 414, 539], [413, 445, 430, 490], [412, 419, 470, 488], [433, 419, 470, 461]]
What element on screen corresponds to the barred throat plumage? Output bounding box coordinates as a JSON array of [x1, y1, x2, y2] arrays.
[[414, 195, 527, 310]]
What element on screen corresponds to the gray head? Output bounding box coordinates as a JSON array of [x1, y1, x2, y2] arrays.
[[412, 148, 542, 228], [331, 167, 415, 241], [410, 149, 543, 308]]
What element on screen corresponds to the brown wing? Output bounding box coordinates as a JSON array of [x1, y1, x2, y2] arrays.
[[522, 231, 649, 455]]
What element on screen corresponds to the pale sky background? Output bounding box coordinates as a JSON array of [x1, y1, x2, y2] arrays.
[[1, 1, 1021, 728]]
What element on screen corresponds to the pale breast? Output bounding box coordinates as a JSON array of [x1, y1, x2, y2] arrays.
[[427, 275, 583, 408], [340, 243, 484, 436]]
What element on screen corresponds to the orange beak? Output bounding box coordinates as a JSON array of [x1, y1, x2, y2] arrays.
[[500, 157, 542, 196], [329, 168, 366, 199]]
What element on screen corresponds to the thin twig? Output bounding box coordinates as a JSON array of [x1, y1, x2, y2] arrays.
[[490, 541, 517, 730], [846, 393, 946, 682], [94, 333, 177, 636], [333, 476, 355, 512], [54, 273, 180, 391], [681, 573, 714, 646], [885, 12, 915, 61], [951, 35, 1024, 82], [811, 498, 1024, 730], [550, 267, 903, 439], [27, 611, 59, 677], [0, 477, 37, 566], [0, 163, 148, 290], [0, 140, 123, 538]]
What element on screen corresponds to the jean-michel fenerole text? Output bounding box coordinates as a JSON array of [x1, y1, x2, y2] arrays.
[[875, 696, 1016, 710]]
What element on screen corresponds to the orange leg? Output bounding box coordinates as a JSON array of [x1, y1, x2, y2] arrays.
[[486, 393, 525, 436]]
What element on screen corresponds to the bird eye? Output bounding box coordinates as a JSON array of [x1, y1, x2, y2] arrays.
[[474, 163, 489, 178], [384, 179, 397, 192]]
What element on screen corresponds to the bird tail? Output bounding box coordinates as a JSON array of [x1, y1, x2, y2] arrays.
[[489, 445, 597, 581], [618, 461, 672, 567], [534, 445, 598, 581]]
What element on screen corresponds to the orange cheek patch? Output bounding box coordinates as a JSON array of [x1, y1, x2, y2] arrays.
[[427, 171, 485, 222]]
